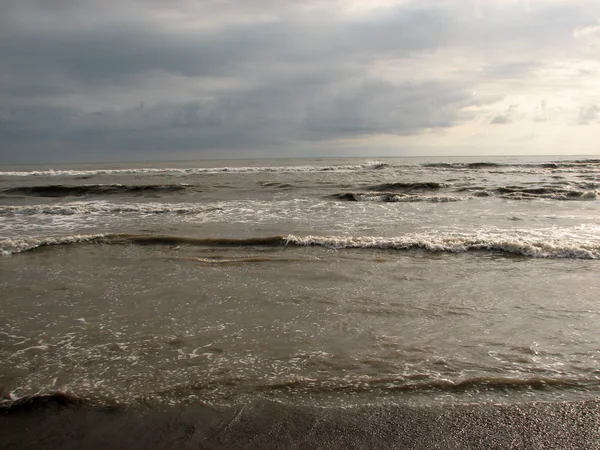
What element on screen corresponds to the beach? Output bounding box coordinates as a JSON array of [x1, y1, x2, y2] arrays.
[[2, 394, 599, 449], [1, 156, 600, 447]]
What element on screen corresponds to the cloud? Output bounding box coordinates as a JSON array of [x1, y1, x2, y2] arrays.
[[578, 104, 600, 125], [1, 77, 482, 162], [1, 0, 600, 163], [573, 21, 600, 39], [490, 104, 518, 125]]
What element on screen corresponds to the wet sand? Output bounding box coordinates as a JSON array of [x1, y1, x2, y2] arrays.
[[1, 395, 599, 449]]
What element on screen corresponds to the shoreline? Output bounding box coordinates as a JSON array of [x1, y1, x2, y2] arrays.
[[2, 395, 599, 449]]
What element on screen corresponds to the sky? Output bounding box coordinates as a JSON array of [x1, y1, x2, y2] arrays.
[[1, 0, 600, 164]]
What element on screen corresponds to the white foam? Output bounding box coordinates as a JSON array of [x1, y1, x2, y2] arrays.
[[284, 233, 600, 259], [0, 161, 390, 177], [573, 181, 600, 190], [0, 201, 221, 216], [0, 234, 108, 255], [3, 229, 600, 259], [352, 193, 463, 203], [500, 191, 598, 201]]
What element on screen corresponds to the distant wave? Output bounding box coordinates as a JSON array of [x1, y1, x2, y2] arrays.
[[367, 182, 447, 192], [573, 181, 600, 190], [450, 184, 598, 201], [333, 188, 597, 202], [424, 162, 501, 169], [2, 184, 194, 197], [3, 232, 599, 258], [3, 159, 599, 178], [331, 181, 458, 202], [423, 160, 600, 170], [551, 158, 600, 165], [257, 181, 295, 189], [330, 192, 462, 202], [494, 187, 598, 201], [0, 201, 222, 216], [0, 161, 390, 177]]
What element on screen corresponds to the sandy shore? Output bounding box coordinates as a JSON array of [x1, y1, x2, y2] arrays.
[[1, 395, 599, 449]]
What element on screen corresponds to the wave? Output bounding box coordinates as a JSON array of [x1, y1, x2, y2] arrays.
[[330, 192, 462, 202], [423, 161, 600, 171], [573, 181, 600, 190], [0, 234, 108, 255], [285, 235, 600, 258], [549, 158, 600, 165], [2, 184, 195, 197], [0, 161, 390, 177], [367, 182, 447, 192], [0, 392, 88, 410], [499, 192, 597, 201], [494, 187, 598, 201], [0, 234, 286, 255], [0, 201, 222, 215], [0, 373, 594, 410], [423, 162, 501, 169], [3, 232, 599, 258], [451, 185, 598, 201], [333, 188, 597, 202], [3, 159, 599, 178], [249, 375, 588, 395], [257, 181, 295, 189]]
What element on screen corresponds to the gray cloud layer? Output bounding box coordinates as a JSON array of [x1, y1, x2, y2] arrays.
[[1, 0, 599, 163]]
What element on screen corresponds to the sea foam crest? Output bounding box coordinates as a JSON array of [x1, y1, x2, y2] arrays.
[[284, 234, 600, 259], [0, 234, 107, 256], [0, 201, 221, 216], [341, 193, 463, 202], [0, 161, 389, 177], [3, 232, 599, 259]]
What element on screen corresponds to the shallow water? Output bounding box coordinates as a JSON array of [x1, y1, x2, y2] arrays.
[[1, 156, 600, 408]]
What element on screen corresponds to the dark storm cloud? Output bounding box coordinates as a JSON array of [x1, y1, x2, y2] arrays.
[[1, 77, 477, 162], [1, 0, 599, 162], [0, 2, 458, 162], [1, 6, 449, 84]]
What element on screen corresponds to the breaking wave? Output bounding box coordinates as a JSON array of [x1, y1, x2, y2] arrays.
[[0, 372, 596, 410], [285, 235, 600, 259], [2, 232, 599, 259], [331, 192, 462, 202], [223, 375, 590, 396], [367, 182, 447, 192], [2, 184, 194, 197], [0, 161, 390, 177], [452, 185, 598, 201], [0, 234, 108, 255], [424, 162, 501, 170], [423, 160, 600, 170], [3, 159, 599, 178], [494, 187, 598, 201], [0, 201, 221, 216]]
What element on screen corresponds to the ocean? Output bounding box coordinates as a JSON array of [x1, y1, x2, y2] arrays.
[[1, 155, 600, 448]]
